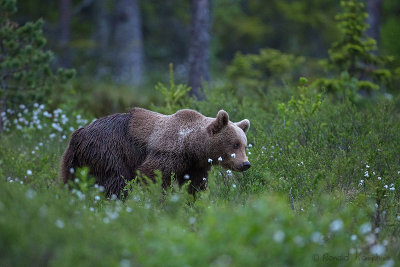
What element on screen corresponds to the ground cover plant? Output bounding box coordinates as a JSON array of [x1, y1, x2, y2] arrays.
[[1, 80, 399, 266], [1, 0, 400, 266]]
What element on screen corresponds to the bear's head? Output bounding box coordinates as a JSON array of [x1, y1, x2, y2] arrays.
[[207, 110, 251, 172]]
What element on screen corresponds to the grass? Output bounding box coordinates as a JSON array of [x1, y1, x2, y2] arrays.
[[0, 82, 399, 266]]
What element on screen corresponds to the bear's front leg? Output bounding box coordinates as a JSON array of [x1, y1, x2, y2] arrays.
[[186, 170, 209, 195]]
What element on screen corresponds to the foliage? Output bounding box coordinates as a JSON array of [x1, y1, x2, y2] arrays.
[[314, 0, 394, 98], [1, 0, 400, 265], [213, 0, 339, 59], [151, 63, 192, 114], [1, 83, 400, 265], [226, 48, 305, 96], [0, 0, 75, 134]]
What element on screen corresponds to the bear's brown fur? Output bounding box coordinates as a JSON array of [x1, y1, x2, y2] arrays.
[[61, 108, 250, 196]]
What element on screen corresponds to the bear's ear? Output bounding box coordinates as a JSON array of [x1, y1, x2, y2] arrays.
[[207, 110, 229, 135], [236, 119, 250, 134]]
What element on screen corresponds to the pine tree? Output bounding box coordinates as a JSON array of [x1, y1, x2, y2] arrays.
[[0, 0, 75, 135], [316, 0, 392, 98]]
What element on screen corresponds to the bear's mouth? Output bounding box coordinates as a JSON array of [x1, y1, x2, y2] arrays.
[[233, 162, 251, 172]]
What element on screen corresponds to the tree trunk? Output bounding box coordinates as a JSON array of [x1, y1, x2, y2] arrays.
[[58, 0, 72, 67], [92, 0, 111, 77], [188, 0, 210, 100], [366, 0, 383, 48], [0, 71, 7, 137], [112, 0, 144, 85]]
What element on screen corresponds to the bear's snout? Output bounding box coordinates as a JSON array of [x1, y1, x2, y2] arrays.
[[242, 161, 251, 171]]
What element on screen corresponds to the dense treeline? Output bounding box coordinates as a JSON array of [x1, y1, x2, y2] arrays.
[[16, 0, 400, 79]]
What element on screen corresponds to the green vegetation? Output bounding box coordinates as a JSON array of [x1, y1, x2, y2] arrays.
[[1, 76, 399, 265], [315, 0, 394, 100], [0, 0, 75, 114], [1, 0, 400, 266]]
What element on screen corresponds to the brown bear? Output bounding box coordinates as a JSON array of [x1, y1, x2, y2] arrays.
[[61, 108, 250, 196]]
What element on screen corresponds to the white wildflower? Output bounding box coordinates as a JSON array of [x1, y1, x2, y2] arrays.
[[218, 156, 223, 162], [202, 177, 207, 181], [171, 194, 180, 202], [329, 219, 343, 232], [26, 170, 33, 176], [350, 234, 357, 241], [384, 185, 388, 189], [51, 123, 63, 132], [55, 219, 65, 229], [184, 174, 190, 180], [208, 158, 213, 164], [273, 230, 285, 243], [359, 222, 371, 234], [311, 232, 324, 244], [248, 144, 253, 148], [226, 170, 232, 176], [25, 189, 36, 199], [94, 195, 101, 201], [232, 184, 236, 188], [43, 111, 52, 118], [120, 259, 131, 267], [378, 176, 382, 180], [381, 259, 394, 267], [389, 187, 395, 191], [231, 153, 236, 158], [366, 164, 370, 168], [370, 244, 385, 256]]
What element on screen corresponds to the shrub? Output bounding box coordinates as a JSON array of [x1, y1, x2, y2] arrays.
[[314, 0, 394, 99], [0, 0, 75, 135]]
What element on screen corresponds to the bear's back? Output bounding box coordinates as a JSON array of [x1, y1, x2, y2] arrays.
[[130, 108, 209, 155]]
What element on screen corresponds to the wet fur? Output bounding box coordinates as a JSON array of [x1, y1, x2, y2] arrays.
[[61, 108, 249, 196]]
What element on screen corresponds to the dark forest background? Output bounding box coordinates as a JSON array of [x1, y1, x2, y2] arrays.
[[14, 0, 400, 115]]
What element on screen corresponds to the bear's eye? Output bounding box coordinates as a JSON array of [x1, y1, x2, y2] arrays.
[[233, 143, 240, 149]]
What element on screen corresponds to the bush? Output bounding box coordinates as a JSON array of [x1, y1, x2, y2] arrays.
[[0, 0, 75, 134]]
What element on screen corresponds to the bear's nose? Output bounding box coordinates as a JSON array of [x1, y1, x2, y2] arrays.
[[242, 161, 251, 171]]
